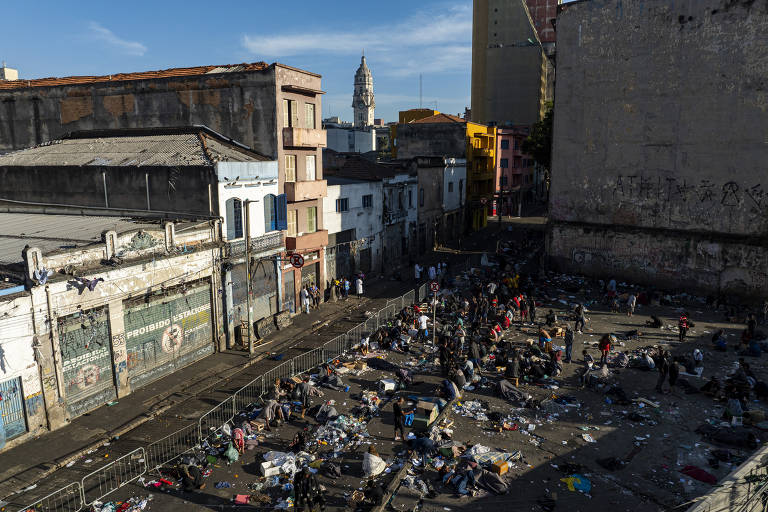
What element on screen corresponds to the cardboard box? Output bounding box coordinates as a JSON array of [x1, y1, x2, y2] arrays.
[[379, 379, 396, 392], [491, 461, 508, 475], [290, 376, 303, 384], [259, 461, 274, 476], [416, 401, 439, 423], [263, 466, 280, 477], [354, 361, 367, 370]]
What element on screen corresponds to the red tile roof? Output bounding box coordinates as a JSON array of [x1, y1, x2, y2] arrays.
[[410, 113, 466, 124], [0, 62, 270, 90]]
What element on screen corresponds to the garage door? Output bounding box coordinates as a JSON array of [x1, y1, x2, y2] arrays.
[[123, 282, 214, 390]]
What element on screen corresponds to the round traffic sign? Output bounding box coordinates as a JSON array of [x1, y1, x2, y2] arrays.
[[430, 281, 440, 292], [290, 253, 305, 268]]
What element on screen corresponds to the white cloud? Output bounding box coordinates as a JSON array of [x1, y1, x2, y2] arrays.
[[241, 3, 471, 76], [88, 22, 147, 57]]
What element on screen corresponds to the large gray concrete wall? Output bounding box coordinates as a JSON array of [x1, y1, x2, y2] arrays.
[[0, 69, 278, 157], [548, 0, 768, 297], [397, 124, 466, 159]]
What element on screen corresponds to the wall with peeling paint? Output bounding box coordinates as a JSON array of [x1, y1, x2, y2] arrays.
[[0, 68, 277, 157], [548, 0, 768, 296]]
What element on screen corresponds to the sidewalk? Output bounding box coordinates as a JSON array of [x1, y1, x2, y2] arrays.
[[0, 276, 415, 505]]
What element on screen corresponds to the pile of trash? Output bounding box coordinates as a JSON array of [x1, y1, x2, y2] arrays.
[[89, 495, 152, 512], [452, 400, 489, 421], [313, 415, 370, 452]]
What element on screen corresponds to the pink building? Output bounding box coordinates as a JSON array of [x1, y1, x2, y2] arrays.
[[494, 127, 535, 216]]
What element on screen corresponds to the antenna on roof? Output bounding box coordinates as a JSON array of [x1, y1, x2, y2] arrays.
[[419, 74, 423, 109]]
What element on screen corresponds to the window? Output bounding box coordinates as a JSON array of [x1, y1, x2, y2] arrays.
[[225, 198, 243, 239], [264, 194, 276, 232], [283, 99, 298, 127], [500, 158, 509, 168], [285, 154, 296, 182], [336, 198, 349, 212], [305, 103, 316, 129], [419, 188, 424, 207], [362, 194, 373, 208], [448, 182, 454, 193], [514, 138, 520, 151], [287, 210, 297, 237], [306, 155, 316, 181], [500, 139, 509, 150], [307, 206, 317, 233]]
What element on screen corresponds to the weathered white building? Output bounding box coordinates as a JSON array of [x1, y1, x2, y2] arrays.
[[323, 177, 383, 279], [0, 213, 220, 449]]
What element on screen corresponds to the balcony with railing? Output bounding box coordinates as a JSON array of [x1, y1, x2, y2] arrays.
[[227, 231, 284, 258], [282, 127, 327, 148], [286, 229, 328, 251], [285, 180, 327, 202]]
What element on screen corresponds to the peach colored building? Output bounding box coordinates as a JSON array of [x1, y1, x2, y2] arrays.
[[495, 127, 535, 216]]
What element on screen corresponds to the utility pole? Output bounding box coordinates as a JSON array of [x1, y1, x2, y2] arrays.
[[244, 200, 253, 355]]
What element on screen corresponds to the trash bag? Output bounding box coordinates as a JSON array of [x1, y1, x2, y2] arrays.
[[363, 452, 387, 477], [222, 423, 232, 437], [316, 404, 338, 423], [322, 461, 342, 479], [224, 443, 239, 463]]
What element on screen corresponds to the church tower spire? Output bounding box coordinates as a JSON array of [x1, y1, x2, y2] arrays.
[[352, 53, 375, 128]]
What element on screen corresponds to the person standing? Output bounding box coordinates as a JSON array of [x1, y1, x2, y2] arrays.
[[414, 263, 423, 282], [417, 311, 430, 342], [355, 275, 364, 298], [528, 296, 537, 325], [296, 377, 313, 420], [655, 350, 670, 393], [294, 467, 325, 512], [598, 334, 611, 366], [428, 265, 437, 281], [627, 292, 637, 317], [574, 303, 586, 333], [343, 277, 351, 299], [564, 326, 575, 363], [393, 396, 411, 441], [678, 312, 689, 343], [300, 286, 310, 314]]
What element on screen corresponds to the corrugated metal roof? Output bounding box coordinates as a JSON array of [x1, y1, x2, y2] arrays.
[[0, 62, 270, 90], [0, 213, 162, 265], [0, 131, 265, 167]]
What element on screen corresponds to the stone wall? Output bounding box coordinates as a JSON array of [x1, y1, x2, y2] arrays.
[[548, 0, 768, 297]]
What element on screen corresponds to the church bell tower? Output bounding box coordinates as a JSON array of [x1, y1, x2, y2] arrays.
[[352, 53, 375, 127]]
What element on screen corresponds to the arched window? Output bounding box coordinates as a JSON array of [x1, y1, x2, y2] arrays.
[[225, 198, 243, 240], [264, 194, 276, 232]]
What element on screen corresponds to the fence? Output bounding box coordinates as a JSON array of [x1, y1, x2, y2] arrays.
[[13, 278, 458, 512]]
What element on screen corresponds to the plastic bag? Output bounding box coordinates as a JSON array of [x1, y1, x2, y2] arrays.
[[224, 443, 239, 463], [363, 452, 387, 477]]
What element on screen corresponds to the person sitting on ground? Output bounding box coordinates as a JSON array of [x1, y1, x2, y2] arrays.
[[233, 426, 245, 454], [701, 376, 721, 398], [613, 351, 630, 368], [712, 329, 728, 352], [407, 436, 436, 467], [288, 429, 307, 453], [646, 315, 663, 328], [545, 309, 557, 327], [364, 479, 385, 506], [177, 461, 205, 492], [538, 328, 552, 350]]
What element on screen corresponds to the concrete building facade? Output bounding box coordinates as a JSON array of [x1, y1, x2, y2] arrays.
[[548, 0, 768, 297], [322, 177, 383, 280], [0, 213, 220, 449], [471, 0, 549, 127], [0, 128, 286, 347], [495, 127, 535, 216], [0, 62, 328, 316]]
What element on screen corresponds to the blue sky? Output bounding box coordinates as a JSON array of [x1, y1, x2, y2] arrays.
[[1, 0, 472, 123]]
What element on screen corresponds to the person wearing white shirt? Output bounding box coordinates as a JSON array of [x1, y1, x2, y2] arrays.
[[414, 263, 423, 281], [418, 313, 429, 341], [428, 265, 437, 281], [355, 276, 364, 297]]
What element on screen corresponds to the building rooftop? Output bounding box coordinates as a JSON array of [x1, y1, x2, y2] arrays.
[[324, 154, 410, 181], [326, 176, 372, 186], [0, 62, 270, 90], [0, 213, 173, 265], [410, 113, 466, 124], [0, 126, 268, 167]]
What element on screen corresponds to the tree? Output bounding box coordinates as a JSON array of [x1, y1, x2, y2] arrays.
[[522, 101, 553, 171]]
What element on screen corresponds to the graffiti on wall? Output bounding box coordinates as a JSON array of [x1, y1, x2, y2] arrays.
[[552, 175, 768, 235]]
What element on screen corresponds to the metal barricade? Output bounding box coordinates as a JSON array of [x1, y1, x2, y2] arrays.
[[418, 283, 428, 302], [364, 315, 378, 337], [402, 290, 415, 308], [293, 348, 323, 376], [322, 335, 345, 361], [233, 375, 264, 414], [15, 482, 83, 512], [146, 422, 201, 470], [198, 396, 234, 440], [80, 448, 146, 506]]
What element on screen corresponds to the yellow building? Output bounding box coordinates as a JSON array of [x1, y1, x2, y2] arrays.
[[393, 110, 497, 232], [465, 121, 497, 231]]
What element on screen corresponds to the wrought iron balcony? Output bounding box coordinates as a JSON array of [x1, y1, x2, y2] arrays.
[[227, 231, 284, 258]]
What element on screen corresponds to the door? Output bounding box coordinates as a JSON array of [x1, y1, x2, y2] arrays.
[[58, 307, 116, 418], [283, 270, 295, 314], [123, 282, 214, 390], [359, 248, 371, 274], [0, 377, 27, 445]]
